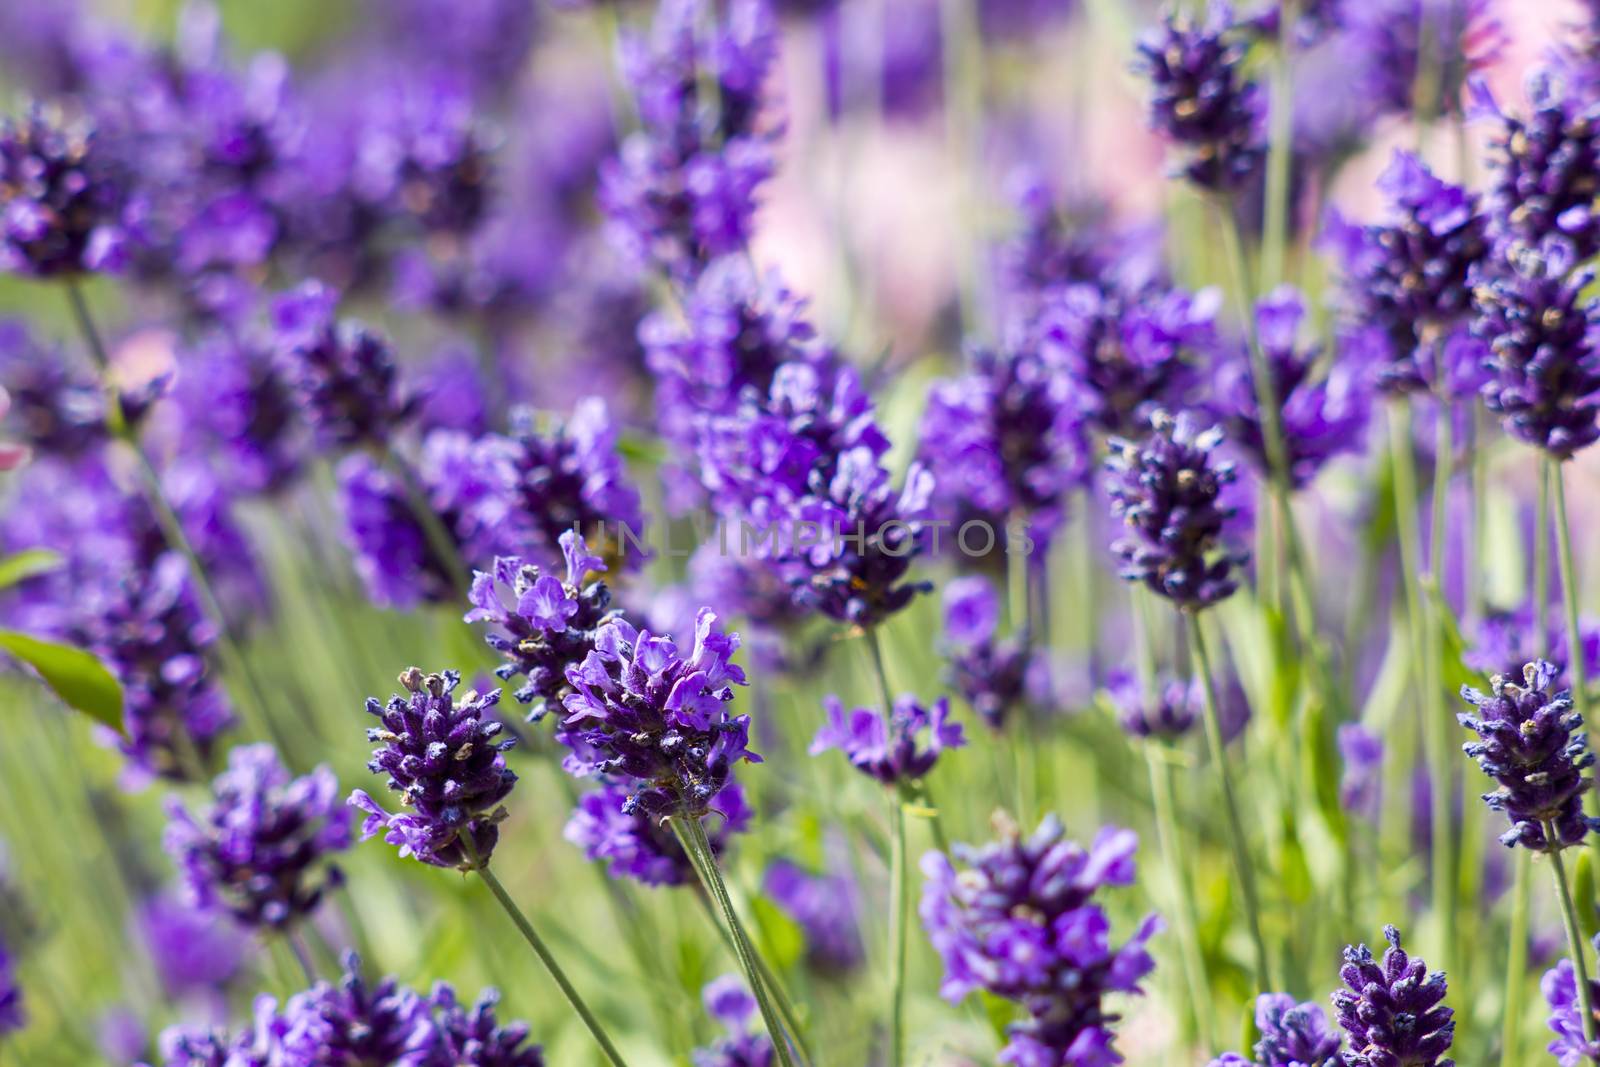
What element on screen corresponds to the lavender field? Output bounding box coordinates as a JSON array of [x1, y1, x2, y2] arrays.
[[0, 0, 1597, 1064]]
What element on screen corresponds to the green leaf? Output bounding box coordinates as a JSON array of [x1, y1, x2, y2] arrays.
[[0, 549, 62, 589], [1575, 850, 1600, 945], [0, 629, 124, 734]]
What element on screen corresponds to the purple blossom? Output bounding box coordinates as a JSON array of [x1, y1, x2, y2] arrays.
[[920, 814, 1159, 1065], [565, 780, 749, 888], [943, 577, 1031, 730], [174, 330, 303, 495], [431, 983, 546, 1067], [351, 668, 518, 869], [1543, 950, 1600, 1066], [763, 859, 865, 975], [374, 0, 538, 98], [0, 942, 20, 1040], [1466, 604, 1600, 690], [1481, 71, 1600, 262], [1332, 925, 1454, 1067], [1341, 0, 1503, 122], [1135, 2, 1265, 191], [810, 693, 965, 785], [164, 744, 350, 930], [1207, 992, 1341, 1066], [280, 954, 440, 1065], [1459, 660, 1599, 852], [1103, 410, 1246, 610], [0, 320, 112, 458], [1338, 724, 1384, 821], [692, 976, 774, 1067], [136, 892, 249, 997], [558, 609, 759, 821], [1107, 669, 1198, 741], [0, 104, 136, 276]]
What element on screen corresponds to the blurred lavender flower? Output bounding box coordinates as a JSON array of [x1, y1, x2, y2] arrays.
[[1107, 669, 1198, 741], [0, 943, 20, 1039], [565, 780, 749, 888], [1207, 992, 1341, 1066], [1471, 237, 1600, 458], [431, 983, 546, 1067], [1135, 2, 1265, 191], [1338, 724, 1384, 821], [1480, 71, 1600, 262], [467, 531, 621, 719], [0, 321, 110, 458], [175, 330, 303, 495], [374, 0, 539, 99], [763, 858, 865, 975], [164, 744, 350, 930], [920, 814, 1159, 1065], [819, 0, 943, 123], [0, 104, 136, 276], [1468, 604, 1600, 690], [1333, 925, 1454, 1067], [1460, 660, 1599, 852], [1341, 0, 1502, 121], [811, 693, 964, 785], [558, 609, 759, 822], [1213, 288, 1371, 486], [1104, 410, 1246, 610], [693, 976, 773, 1067], [351, 668, 518, 869], [136, 892, 249, 997], [942, 577, 1030, 731], [1544, 948, 1600, 1066]]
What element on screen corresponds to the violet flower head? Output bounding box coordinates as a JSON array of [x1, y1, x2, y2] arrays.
[[920, 814, 1160, 1065], [136, 892, 249, 997], [504, 399, 646, 571], [0, 104, 135, 276], [1037, 281, 1220, 435], [564, 780, 749, 888], [917, 341, 1090, 553], [271, 283, 414, 448], [1107, 669, 1198, 741], [350, 668, 517, 870], [763, 859, 865, 975], [280, 952, 438, 1065], [163, 744, 350, 930], [559, 608, 759, 821], [0, 943, 20, 1040], [1471, 237, 1600, 458], [1104, 409, 1246, 610], [1342, 0, 1503, 121], [431, 983, 546, 1067], [175, 332, 303, 496], [1135, 2, 1265, 191], [1215, 287, 1371, 487], [942, 576, 1030, 731], [1543, 947, 1600, 1066], [692, 976, 773, 1067], [467, 531, 621, 720], [1459, 660, 1599, 852], [1482, 71, 1600, 262], [378, 0, 539, 97], [1338, 724, 1384, 822], [0, 321, 109, 458], [1208, 992, 1341, 1067], [1333, 925, 1454, 1067], [1466, 604, 1600, 690], [811, 693, 965, 785]]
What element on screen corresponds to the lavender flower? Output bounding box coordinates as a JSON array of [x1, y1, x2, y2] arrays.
[[1544, 950, 1600, 1066], [1467, 604, 1600, 689], [564, 780, 749, 887], [1338, 724, 1384, 821], [174, 331, 303, 495], [1481, 71, 1600, 262], [692, 976, 774, 1067], [1104, 410, 1246, 610], [1135, 2, 1265, 191], [1471, 237, 1600, 458], [1207, 993, 1341, 1067], [432, 984, 546, 1067], [1107, 669, 1198, 740], [810, 693, 965, 785], [280, 953, 439, 1064], [0, 104, 134, 276], [164, 744, 350, 930], [1459, 660, 1599, 852], [1332, 925, 1454, 1067], [142, 999, 283, 1067], [136, 892, 249, 997], [942, 577, 1030, 731], [377, 0, 539, 97], [0, 943, 20, 1040], [558, 609, 758, 821], [1342, 0, 1502, 122], [350, 668, 517, 869], [920, 814, 1159, 1065], [763, 859, 865, 975], [0, 320, 110, 458], [466, 531, 620, 719]]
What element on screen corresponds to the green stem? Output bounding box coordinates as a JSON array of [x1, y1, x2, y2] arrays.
[[673, 817, 800, 1067], [1425, 396, 1457, 969], [864, 625, 909, 1067], [1502, 849, 1531, 1067], [1261, 0, 1297, 286], [1146, 745, 1214, 1052], [467, 845, 631, 1067], [693, 888, 814, 1067], [1548, 831, 1600, 1057], [1188, 613, 1273, 990], [1539, 462, 1553, 661], [286, 931, 318, 988], [1550, 459, 1591, 723]]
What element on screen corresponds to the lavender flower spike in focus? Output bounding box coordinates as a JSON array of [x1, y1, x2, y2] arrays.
[[810, 694, 965, 785], [1333, 926, 1455, 1067], [1458, 660, 1598, 852], [164, 744, 351, 930], [1207, 992, 1341, 1067], [350, 668, 517, 870]]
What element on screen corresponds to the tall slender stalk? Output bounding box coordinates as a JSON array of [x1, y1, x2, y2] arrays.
[[1550, 459, 1591, 724], [1502, 850, 1532, 1067], [1547, 828, 1600, 1056], [465, 841, 631, 1067], [864, 625, 910, 1067], [673, 817, 801, 1067], [1424, 396, 1457, 968], [1146, 745, 1214, 1052], [286, 931, 318, 987], [1261, 0, 1297, 287], [1539, 462, 1553, 661], [692, 887, 814, 1067], [1188, 613, 1272, 989]]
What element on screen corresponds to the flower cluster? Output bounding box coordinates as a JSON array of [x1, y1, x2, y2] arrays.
[[1107, 669, 1198, 741], [1482, 71, 1600, 261], [0, 105, 135, 276], [1333, 926, 1454, 1067], [1543, 948, 1600, 1066], [1459, 660, 1599, 852], [810, 693, 965, 786], [763, 859, 865, 975], [1467, 604, 1600, 689], [564, 780, 749, 888], [351, 668, 518, 869], [1135, 2, 1264, 191], [164, 744, 351, 930], [1208, 993, 1341, 1067], [1104, 410, 1246, 610], [559, 609, 758, 821], [920, 814, 1160, 1065], [942, 577, 1031, 731]]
